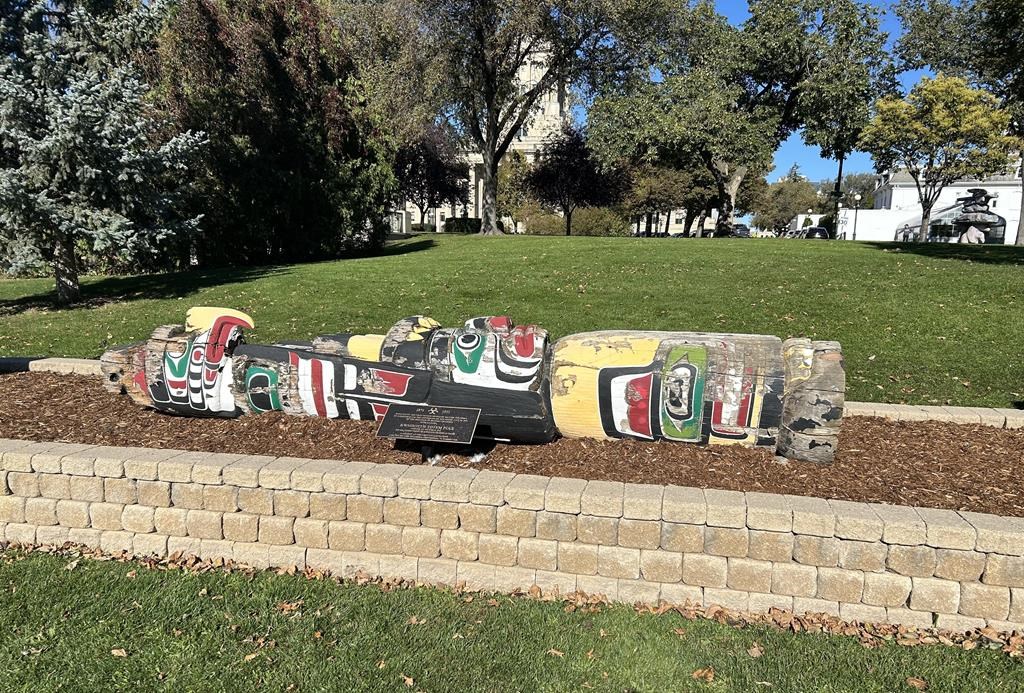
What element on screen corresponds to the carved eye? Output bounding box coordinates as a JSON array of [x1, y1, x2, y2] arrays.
[[457, 334, 480, 350]]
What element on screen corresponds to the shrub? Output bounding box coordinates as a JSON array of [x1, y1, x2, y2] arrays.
[[410, 223, 437, 233], [444, 218, 481, 234], [522, 207, 632, 236]]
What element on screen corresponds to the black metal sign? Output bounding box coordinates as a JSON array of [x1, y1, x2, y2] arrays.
[[376, 403, 481, 445]]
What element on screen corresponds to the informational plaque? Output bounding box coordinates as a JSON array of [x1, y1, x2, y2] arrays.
[[376, 403, 481, 445]]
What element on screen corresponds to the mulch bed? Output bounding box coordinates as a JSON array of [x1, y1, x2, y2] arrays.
[[2, 373, 1023, 517]]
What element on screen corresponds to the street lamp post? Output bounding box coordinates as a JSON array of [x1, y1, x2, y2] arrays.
[[852, 193, 862, 241], [837, 202, 843, 239]]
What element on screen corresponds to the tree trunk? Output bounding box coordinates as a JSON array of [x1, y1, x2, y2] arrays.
[[644, 213, 652, 237], [664, 211, 671, 234], [918, 204, 932, 243], [1016, 184, 1024, 246], [53, 234, 81, 305], [696, 208, 709, 238], [707, 157, 746, 234], [564, 208, 573, 236], [479, 155, 502, 235]]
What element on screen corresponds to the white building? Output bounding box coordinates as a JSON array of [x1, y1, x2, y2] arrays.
[[835, 168, 1022, 244]]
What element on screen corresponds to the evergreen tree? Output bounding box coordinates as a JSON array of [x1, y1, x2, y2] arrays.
[[0, 0, 203, 303]]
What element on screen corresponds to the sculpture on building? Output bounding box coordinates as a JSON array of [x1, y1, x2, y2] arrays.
[[954, 188, 1005, 244], [101, 308, 846, 463]]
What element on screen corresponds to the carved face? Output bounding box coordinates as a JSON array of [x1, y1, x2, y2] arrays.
[[446, 316, 547, 391]]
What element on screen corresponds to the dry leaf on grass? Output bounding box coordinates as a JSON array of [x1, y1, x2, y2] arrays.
[[400, 674, 415, 687], [748, 641, 764, 658], [110, 649, 127, 658], [692, 667, 715, 683], [244, 652, 259, 663], [547, 648, 565, 657], [906, 676, 928, 690], [672, 628, 687, 638], [407, 615, 427, 625]]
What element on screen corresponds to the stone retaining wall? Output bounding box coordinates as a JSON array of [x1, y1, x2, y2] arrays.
[[1, 438, 1022, 633]]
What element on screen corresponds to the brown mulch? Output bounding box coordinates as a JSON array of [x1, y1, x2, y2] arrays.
[[3, 372, 1024, 517]]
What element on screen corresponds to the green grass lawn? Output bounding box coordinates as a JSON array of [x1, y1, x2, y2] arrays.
[[2, 235, 1022, 406], [1, 550, 1019, 692]]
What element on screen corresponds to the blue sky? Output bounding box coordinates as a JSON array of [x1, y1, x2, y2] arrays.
[[715, 0, 925, 183]]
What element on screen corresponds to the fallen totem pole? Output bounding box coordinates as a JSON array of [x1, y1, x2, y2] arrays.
[[100, 308, 845, 462]]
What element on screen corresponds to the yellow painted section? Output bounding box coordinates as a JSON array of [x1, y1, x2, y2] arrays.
[[185, 307, 255, 332], [550, 334, 661, 439], [348, 335, 385, 361]]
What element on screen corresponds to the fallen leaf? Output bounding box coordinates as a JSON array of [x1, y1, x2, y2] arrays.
[[487, 599, 500, 607], [407, 615, 427, 625], [64, 560, 79, 572], [547, 648, 565, 658], [244, 652, 259, 663], [401, 674, 414, 687], [906, 677, 928, 690], [692, 667, 715, 683], [126, 570, 136, 579], [748, 641, 764, 658], [599, 629, 608, 638], [110, 649, 127, 658], [376, 659, 386, 669], [276, 600, 303, 613], [672, 628, 686, 638]]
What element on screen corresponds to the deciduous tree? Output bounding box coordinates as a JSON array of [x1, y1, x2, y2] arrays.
[[394, 124, 470, 228]]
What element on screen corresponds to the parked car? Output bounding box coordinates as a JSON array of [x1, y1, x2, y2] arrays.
[[803, 226, 830, 240]]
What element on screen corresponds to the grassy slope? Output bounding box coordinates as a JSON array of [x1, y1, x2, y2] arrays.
[[0, 551, 1019, 692], [1, 235, 1022, 405]]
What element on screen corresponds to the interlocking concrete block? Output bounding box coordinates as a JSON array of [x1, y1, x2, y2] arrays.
[[341, 550, 383, 579], [104, 478, 137, 505], [840, 603, 887, 625], [536, 511, 576, 542], [274, 490, 311, 518], [31, 443, 95, 474], [661, 523, 704, 553], [935, 614, 986, 632], [544, 477, 588, 514], [704, 527, 749, 558], [467, 470, 515, 506], [983, 555, 1024, 587], [123, 448, 183, 481], [934, 549, 986, 582], [360, 463, 407, 498], [816, 567, 865, 603], [256, 457, 303, 489], [749, 592, 794, 613], [682, 554, 728, 588], [534, 570, 577, 598], [660, 583, 704, 607], [886, 608, 934, 629], [496, 506, 536, 537], [158, 451, 207, 483], [619, 579, 661, 605], [7, 472, 39, 498], [916, 507, 976, 550], [137, 481, 171, 508], [37, 474, 70, 500], [0, 496, 25, 523], [459, 504, 496, 533], [198, 539, 234, 563], [623, 484, 663, 521], [960, 511, 1024, 556], [493, 566, 537, 593], [886, 545, 936, 577], [726, 557, 772, 593], [704, 489, 746, 528], [100, 530, 134, 554], [830, 500, 883, 541], [838, 540, 887, 572], [870, 503, 926, 546], [67, 528, 101, 548], [662, 486, 706, 525], [379, 554, 418, 581], [960, 583, 1010, 620], [794, 535, 840, 567], [153, 505, 190, 536], [69, 475, 103, 502], [328, 521, 365, 552], [190, 453, 245, 485], [4, 443, 61, 473], [402, 526, 441, 558], [293, 518, 329, 549], [233, 542, 271, 570], [258, 516, 294, 545], [518, 538, 557, 571], [290, 459, 337, 492], [418, 557, 458, 586], [121, 505, 155, 534], [430, 468, 478, 503], [170, 483, 204, 510], [581, 481, 625, 518], [910, 577, 961, 614], [202, 485, 238, 513], [237, 487, 274, 516], [640, 550, 682, 584], [617, 519, 661, 550], [862, 573, 912, 607], [748, 530, 794, 562], [772, 563, 818, 597], [420, 501, 459, 529], [347, 495, 384, 524], [5, 523, 36, 545], [365, 523, 404, 554], [794, 597, 840, 618], [479, 534, 519, 566], [309, 493, 346, 521], [322, 461, 375, 494], [90, 447, 135, 478], [398, 466, 444, 500], [576, 515, 617, 545], [90, 502, 124, 531], [441, 529, 480, 561], [456, 562, 496, 592], [186, 509, 223, 540], [576, 575, 618, 601], [558, 542, 598, 575], [24, 497, 56, 526], [704, 588, 749, 612], [223, 513, 259, 543], [383, 497, 421, 527], [504, 474, 549, 510], [997, 408, 1024, 430], [745, 493, 792, 532], [56, 499, 89, 528], [132, 533, 168, 557]]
